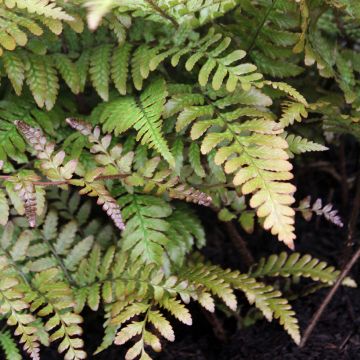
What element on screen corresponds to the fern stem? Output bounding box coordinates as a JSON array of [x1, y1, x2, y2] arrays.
[[42, 234, 75, 286], [0, 246, 31, 287], [300, 245, 360, 347], [246, 0, 278, 53], [0, 173, 128, 187], [223, 221, 254, 268], [143, 0, 179, 28]]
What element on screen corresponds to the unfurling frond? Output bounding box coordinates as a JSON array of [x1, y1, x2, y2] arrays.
[[298, 196, 344, 227]]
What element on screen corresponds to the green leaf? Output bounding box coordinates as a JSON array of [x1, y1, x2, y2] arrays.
[[90, 44, 112, 101]]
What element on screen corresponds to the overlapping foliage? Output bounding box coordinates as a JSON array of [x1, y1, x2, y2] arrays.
[[0, 0, 358, 359]]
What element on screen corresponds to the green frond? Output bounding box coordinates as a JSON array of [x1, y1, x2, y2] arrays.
[[250, 252, 357, 288], [253, 51, 304, 78], [2, 52, 25, 95], [151, 28, 263, 92], [0, 116, 27, 164], [24, 54, 59, 110], [90, 44, 112, 101], [279, 101, 308, 128], [99, 78, 175, 167], [53, 54, 80, 94], [119, 193, 172, 265], [0, 330, 21, 360], [265, 81, 308, 106], [5, 0, 74, 22], [189, 142, 206, 178], [166, 204, 205, 265], [111, 43, 132, 95], [285, 133, 328, 157]]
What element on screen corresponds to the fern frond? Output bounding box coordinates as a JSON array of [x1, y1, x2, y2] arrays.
[[5, 0, 74, 21], [265, 81, 308, 106], [285, 133, 328, 157], [2, 52, 25, 95], [119, 194, 172, 264], [75, 180, 125, 230], [173, 87, 297, 247], [166, 205, 205, 265], [99, 78, 175, 167], [25, 269, 85, 360], [0, 256, 40, 359], [0, 329, 22, 360], [181, 260, 301, 344], [53, 54, 80, 94], [15, 120, 78, 181], [150, 28, 263, 92], [298, 196, 344, 228], [24, 54, 59, 110], [279, 101, 308, 128], [90, 44, 112, 101], [250, 252, 356, 287], [111, 43, 132, 95]]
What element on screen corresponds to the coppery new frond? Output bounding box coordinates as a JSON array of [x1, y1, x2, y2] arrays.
[[169, 184, 212, 206], [298, 196, 343, 227], [16, 120, 77, 181], [14, 181, 37, 227], [15, 120, 53, 156], [66, 118, 93, 136], [79, 181, 125, 230], [66, 118, 114, 160]]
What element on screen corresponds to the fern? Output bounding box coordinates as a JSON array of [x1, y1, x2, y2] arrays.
[[171, 86, 297, 247], [118, 193, 172, 265], [251, 252, 356, 287], [99, 78, 175, 167], [0, 329, 22, 360], [0, 1, 357, 358], [150, 28, 263, 92], [285, 133, 328, 157]]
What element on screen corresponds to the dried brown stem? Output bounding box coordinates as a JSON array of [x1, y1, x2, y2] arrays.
[[301, 165, 360, 347], [223, 221, 254, 268], [299, 245, 360, 348]]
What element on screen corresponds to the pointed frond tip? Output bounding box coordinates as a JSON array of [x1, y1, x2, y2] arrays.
[[66, 117, 93, 136], [78, 181, 125, 231], [14, 181, 37, 228], [169, 184, 212, 206]]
